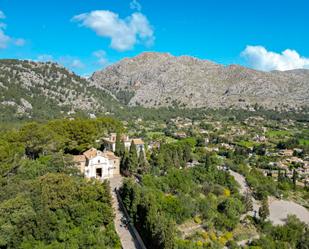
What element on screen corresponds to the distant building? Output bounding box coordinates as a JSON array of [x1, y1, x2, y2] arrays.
[[103, 133, 132, 152], [132, 138, 145, 155], [279, 149, 294, 157], [174, 131, 187, 139], [253, 134, 266, 142], [148, 141, 160, 151], [73, 148, 120, 180], [103, 133, 144, 153]]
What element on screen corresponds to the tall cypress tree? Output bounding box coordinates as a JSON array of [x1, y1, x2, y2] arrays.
[[292, 169, 298, 189], [138, 147, 148, 173], [128, 142, 138, 174], [259, 199, 269, 221], [115, 133, 125, 157], [120, 151, 132, 176]]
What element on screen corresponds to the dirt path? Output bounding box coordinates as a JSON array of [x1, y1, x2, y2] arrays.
[[109, 176, 139, 249]]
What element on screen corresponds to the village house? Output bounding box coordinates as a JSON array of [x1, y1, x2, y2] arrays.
[[148, 141, 160, 151], [103, 133, 131, 152], [132, 138, 145, 155], [253, 134, 267, 142], [279, 149, 294, 157], [174, 131, 187, 139], [73, 148, 120, 180], [103, 133, 145, 154]]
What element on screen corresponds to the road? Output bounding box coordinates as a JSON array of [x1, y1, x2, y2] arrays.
[[228, 170, 260, 218], [228, 170, 309, 225], [109, 176, 139, 249]]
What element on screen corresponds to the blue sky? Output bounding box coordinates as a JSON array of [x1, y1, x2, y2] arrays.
[[0, 0, 309, 75]]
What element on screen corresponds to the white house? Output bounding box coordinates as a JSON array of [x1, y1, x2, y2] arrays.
[[103, 133, 131, 152], [103, 133, 144, 154], [132, 138, 145, 155], [73, 148, 120, 180]]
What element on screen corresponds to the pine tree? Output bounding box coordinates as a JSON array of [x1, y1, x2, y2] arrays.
[[115, 133, 125, 157]]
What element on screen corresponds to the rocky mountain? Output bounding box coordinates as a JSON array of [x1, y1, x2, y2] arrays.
[[92, 52, 309, 111], [1, 54, 308, 122], [0, 59, 121, 120]]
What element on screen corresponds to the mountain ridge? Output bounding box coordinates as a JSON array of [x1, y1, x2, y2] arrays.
[[0, 53, 308, 122], [0, 59, 122, 120], [92, 52, 309, 111]]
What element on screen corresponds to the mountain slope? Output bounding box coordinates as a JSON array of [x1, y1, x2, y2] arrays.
[[92, 52, 309, 111], [0, 59, 122, 121]]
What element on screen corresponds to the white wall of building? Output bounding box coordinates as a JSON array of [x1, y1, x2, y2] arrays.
[[85, 155, 114, 179]]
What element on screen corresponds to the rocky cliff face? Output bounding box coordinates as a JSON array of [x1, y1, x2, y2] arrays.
[[92, 52, 309, 111]]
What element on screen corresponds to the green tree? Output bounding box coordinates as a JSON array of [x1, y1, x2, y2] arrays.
[[128, 142, 138, 174], [259, 199, 270, 221], [292, 169, 298, 189], [244, 191, 253, 212], [298, 227, 309, 249], [115, 133, 125, 157], [138, 148, 148, 173]]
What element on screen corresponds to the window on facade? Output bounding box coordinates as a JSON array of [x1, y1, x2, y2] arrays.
[[98, 160, 100, 163]]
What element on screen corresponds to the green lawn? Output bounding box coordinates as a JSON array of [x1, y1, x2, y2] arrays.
[[146, 131, 165, 137], [146, 131, 177, 143], [299, 139, 309, 146], [266, 130, 292, 138], [236, 140, 257, 148]]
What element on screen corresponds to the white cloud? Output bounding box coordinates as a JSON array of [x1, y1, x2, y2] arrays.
[[93, 50, 109, 66], [59, 56, 85, 69], [14, 38, 26, 46], [241, 45, 309, 71], [0, 10, 9, 48], [72, 10, 154, 51], [130, 0, 142, 12], [37, 54, 54, 62], [0, 10, 25, 49], [37, 54, 84, 70], [0, 29, 10, 49], [0, 11, 5, 19], [71, 59, 84, 68]]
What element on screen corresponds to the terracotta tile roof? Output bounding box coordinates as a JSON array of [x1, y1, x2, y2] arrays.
[[73, 155, 86, 162], [132, 138, 144, 145], [80, 148, 119, 161], [83, 148, 98, 159], [103, 138, 115, 144], [103, 151, 119, 160]]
